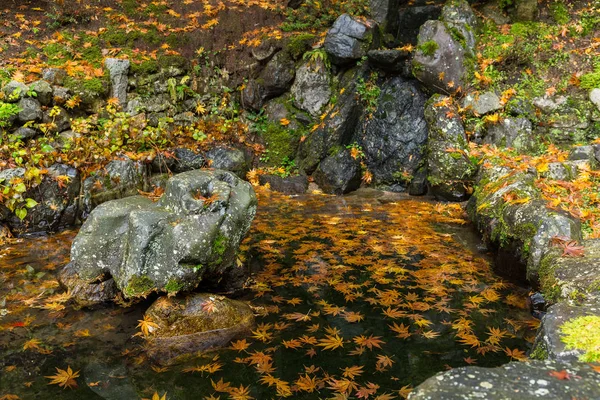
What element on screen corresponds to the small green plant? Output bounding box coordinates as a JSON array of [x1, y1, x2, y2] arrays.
[[356, 72, 380, 118], [560, 315, 600, 362], [303, 48, 330, 71], [549, 1, 570, 25], [417, 40, 439, 57], [0, 102, 21, 129]]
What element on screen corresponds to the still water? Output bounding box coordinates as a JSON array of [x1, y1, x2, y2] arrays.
[[0, 189, 537, 399]]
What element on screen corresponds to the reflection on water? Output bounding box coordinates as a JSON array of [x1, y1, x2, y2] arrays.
[[0, 189, 537, 399]]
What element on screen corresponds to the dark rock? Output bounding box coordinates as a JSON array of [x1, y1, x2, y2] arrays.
[[241, 52, 296, 111], [313, 149, 361, 195], [506, 97, 535, 119], [425, 95, 477, 201], [143, 94, 172, 113], [359, 76, 428, 186], [42, 68, 67, 86], [52, 86, 71, 104], [29, 80, 54, 106], [42, 106, 71, 133], [483, 117, 535, 152], [105, 58, 130, 106], [59, 263, 119, 308], [145, 293, 255, 365], [61, 170, 257, 305], [81, 158, 148, 217], [0, 164, 81, 235], [297, 66, 367, 174], [366, 49, 412, 74], [532, 301, 600, 362], [9, 127, 39, 142], [258, 174, 309, 194], [290, 58, 332, 117], [568, 145, 597, 164], [17, 98, 43, 123], [409, 166, 428, 196], [324, 14, 378, 66], [205, 146, 249, 178], [395, 2, 444, 45], [479, 0, 510, 25], [410, 360, 600, 399], [514, 0, 539, 22], [528, 292, 546, 319], [173, 111, 198, 127], [151, 148, 204, 174], [2, 81, 28, 102]]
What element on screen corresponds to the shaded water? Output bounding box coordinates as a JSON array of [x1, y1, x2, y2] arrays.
[[0, 189, 537, 399]]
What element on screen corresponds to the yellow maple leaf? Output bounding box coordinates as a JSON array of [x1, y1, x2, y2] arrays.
[[45, 366, 80, 389]]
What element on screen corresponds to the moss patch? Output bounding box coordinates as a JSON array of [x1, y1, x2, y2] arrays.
[[560, 315, 600, 362], [417, 40, 439, 57], [211, 233, 227, 265], [165, 278, 184, 293], [124, 275, 155, 297]]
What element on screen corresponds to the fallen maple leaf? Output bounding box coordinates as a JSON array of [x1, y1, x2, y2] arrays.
[[45, 366, 80, 389]]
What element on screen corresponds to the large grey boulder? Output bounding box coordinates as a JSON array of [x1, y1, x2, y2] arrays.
[[205, 146, 249, 178], [9, 127, 39, 142], [324, 14, 378, 66], [462, 91, 502, 116], [483, 117, 536, 152], [0, 164, 80, 235], [290, 58, 332, 117], [105, 58, 130, 107], [425, 95, 477, 201], [144, 293, 255, 365], [17, 97, 42, 124], [61, 170, 257, 305], [313, 148, 361, 195], [2, 80, 28, 102], [81, 158, 148, 217], [42, 106, 71, 133], [440, 0, 478, 51], [409, 360, 600, 399], [358, 76, 428, 187], [241, 52, 296, 111]]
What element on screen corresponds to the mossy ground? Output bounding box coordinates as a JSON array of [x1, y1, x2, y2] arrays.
[[560, 315, 600, 362]]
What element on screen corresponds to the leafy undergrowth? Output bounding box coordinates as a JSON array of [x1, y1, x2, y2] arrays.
[[0, 189, 541, 399], [471, 142, 600, 239]]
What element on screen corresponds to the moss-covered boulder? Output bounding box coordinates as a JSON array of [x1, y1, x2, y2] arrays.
[[144, 293, 255, 365], [60, 170, 257, 306], [467, 165, 582, 284], [425, 94, 477, 201]]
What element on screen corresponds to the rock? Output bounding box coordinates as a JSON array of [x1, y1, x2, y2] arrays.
[[412, 20, 468, 94], [205, 146, 249, 178], [358, 76, 428, 186], [81, 158, 148, 217], [590, 88, 600, 112], [290, 58, 332, 117], [324, 14, 378, 66], [173, 111, 198, 127], [367, 49, 412, 75], [297, 66, 366, 174], [42, 106, 71, 133], [83, 361, 138, 400], [151, 148, 204, 174], [52, 86, 71, 104], [538, 240, 600, 303], [541, 161, 584, 181], [532, 301, 600, 363], [258, 174, 309, 194], [370, 0, 399, 31], [483, 117, 535, 152], [29, 80, 54, 106], [143, 94, 173, 113], [409, 166, 428, 196], [17, 98, 42, 123], [105, 58, 130, 106], [61, 170, 257, 305], [463, 91, 502, 116], [395, 1, 444, 45], [313, 149, 361, 195], [144, 293, 255, 365], [533, 95, 567, 113], [59, 263, 119, 308], [9, 127, 39, 142], [480, 1, 510, 25], [0, 164, 81, 235], [568, 145, 597, 164], [425, 95, 476, 201], [42, 68, 67, 86], [241, 52, 296, 111], [2, 81, 28, 102], [440, 0, 478, 51], [251, 45, 276, 62], [467, 165, 582, 284], [514, 0, 539, 22], [506, 97, 535, 119], [409, 360, 600, 399]]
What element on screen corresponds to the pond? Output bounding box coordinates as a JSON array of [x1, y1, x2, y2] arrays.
[[0, 188, 537, 399]]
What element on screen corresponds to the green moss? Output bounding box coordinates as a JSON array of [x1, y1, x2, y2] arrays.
[[261, 122, 298, 166], [124, 275, 155, 297], [529, 345, 548, 360], [165, 279, 184, 293], [102, 28, 141, 47], [64, 75, 109, 101], [157, 55, 189, 70], [550, 1, 570, 25], [580, 64, 600, 89], [447, 25, 467, 48], [211, 234, 227, 265], [286, 33, 316, 59], [43, 43, 73, 65], [560, 315, 600, 362], [417, 40, 439, 57], [538, 252, 561, 303], [131, 60, 160, 75]]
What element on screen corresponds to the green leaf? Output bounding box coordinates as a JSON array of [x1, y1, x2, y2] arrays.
[[15, 207, 27, 221], [13, 182, 27, 193], [25, 198, 38, 208]]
